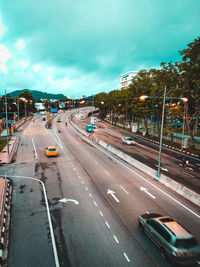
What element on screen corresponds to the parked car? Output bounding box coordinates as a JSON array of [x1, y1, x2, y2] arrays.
[[57, 118, 61, 122], [138, 213, 200, 265], [122, 137, 135, 145], [45, 146, 58, 157]]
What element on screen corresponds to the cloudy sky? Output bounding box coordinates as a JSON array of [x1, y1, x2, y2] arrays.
[[0, 0, 200, 98]]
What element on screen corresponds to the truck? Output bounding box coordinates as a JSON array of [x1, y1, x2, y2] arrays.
[[86, 124, 94, 133]]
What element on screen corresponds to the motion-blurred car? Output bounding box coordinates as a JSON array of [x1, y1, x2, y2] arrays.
[[91, 123, 97, 129], [138, 213, 200, 265], [45, 146, 58, 157], [122, 137, 135, 145], [42, 117, 46, 121]]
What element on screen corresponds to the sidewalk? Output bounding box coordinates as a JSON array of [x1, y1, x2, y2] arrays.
[[0, 137, 19, 164]]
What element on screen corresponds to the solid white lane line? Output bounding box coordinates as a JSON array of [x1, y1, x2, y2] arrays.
[[2, 175, 60, 267], [89, 193, 92, 198], [105, 221, 110, 229], [31, 138, 38, 159], [113, 235, 119, 244], [123, 252, 130, 263], [93, 201, 97, 206], [120, 185, 129, 194], [85, 187, 88, 191], [99, 210, 104, 217], [105, 170, 110, 176]]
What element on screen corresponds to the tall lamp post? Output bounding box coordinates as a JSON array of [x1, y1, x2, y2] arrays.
[[140, 89, 188, 180], [156, 86, 167, 180], [20, 98, 28, 119], [181, 98, 188, 151], [5, 90, 9, 157]]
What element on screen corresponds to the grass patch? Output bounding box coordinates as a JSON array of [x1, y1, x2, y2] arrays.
[[0, 139, 8, 152]]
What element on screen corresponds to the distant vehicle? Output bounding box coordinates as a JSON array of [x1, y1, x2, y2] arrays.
[[80, 115, 85, 120], [58, 128, 61, 133], [65, 122, 68, 126], [122, 137, 135, 145], [97, 118, 101, 122], [42, 117, 46, 121], [45, 146, 58, 157], [91, 123, 97, 129], [138, 213, 200, 265], [57, 118, 61, 122], [86, 124, 94, 133]]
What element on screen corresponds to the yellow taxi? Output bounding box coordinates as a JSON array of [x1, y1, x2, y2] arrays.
[[45, 146, 58, 157]]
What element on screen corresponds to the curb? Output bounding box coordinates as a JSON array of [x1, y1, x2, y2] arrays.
[[0, 179, 12, 266], [70, 116, 200, 208]]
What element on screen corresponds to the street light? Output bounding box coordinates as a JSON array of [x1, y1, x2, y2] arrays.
[[140, 89, 188, 180], [181, 97, 188, 151], [20, 97, 28, 118]]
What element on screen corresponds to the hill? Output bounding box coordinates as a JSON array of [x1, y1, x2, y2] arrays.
[[7, 89, 66, 101]]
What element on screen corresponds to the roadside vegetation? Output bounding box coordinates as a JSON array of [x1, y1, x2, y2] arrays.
[[95, 36, 200, 149], [0, 139, 7, 152]]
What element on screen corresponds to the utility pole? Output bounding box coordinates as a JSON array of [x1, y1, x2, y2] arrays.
[[155, 86, 166, 180], [5, 89, 9, 157]]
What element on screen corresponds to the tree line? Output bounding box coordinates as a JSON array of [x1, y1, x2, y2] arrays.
[[94, 37, 200, 147]]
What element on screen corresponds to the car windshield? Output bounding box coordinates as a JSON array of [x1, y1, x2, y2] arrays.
[[49, 148, 56, 151], [126, 138, 132, 141], [175, 238, 197, 248]]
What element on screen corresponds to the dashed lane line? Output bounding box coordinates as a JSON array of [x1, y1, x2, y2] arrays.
[[105, 221, 110, 229], [99, 210, 104, 217], [120, 185, 129, 195], [113, 235, 119, 244], [123, 252, 130, 263]]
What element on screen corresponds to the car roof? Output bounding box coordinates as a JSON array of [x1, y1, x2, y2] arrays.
[[155, 216, 192, 239], [47, 146, 56, 149]]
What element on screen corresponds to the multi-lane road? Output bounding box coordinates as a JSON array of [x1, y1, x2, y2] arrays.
[[1, 110, 200, 267]]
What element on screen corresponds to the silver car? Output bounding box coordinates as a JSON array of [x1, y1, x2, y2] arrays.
[[122, 137, 135, 145], [138, 213, 200, 265]]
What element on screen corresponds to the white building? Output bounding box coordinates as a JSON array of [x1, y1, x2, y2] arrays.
[[120, 71, 138, 89], [35, 102, 45, 111]]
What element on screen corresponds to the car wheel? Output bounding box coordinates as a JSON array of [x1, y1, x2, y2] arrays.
[[139, 222, 145, 233], [160, 248, 168, 261]]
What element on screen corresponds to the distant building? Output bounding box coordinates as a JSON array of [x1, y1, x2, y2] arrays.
[[35, 102, 45, 111], [120, 71, 138, 89]]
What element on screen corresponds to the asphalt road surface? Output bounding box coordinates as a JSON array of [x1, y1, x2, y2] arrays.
[[0, 110, 200, 267]]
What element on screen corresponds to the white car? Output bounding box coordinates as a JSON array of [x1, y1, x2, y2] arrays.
[[122, 137, 136, 145]]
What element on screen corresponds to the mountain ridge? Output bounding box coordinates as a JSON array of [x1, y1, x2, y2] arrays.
[[6, 89, 66, 101]]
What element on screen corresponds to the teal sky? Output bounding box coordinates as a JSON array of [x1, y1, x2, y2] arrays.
[[0, 0, 200, 98]]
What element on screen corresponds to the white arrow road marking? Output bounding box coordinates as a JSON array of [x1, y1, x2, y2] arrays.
[[59, 198, 79, 205], [107, 189, 120, 203], [140, 187, 156, 199]]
